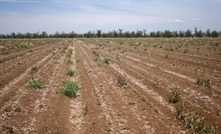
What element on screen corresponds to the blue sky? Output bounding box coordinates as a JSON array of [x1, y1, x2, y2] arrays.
[[0, 0, 221, 34]]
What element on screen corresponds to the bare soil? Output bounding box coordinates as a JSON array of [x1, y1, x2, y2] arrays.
[[0, 38, 220, 133]]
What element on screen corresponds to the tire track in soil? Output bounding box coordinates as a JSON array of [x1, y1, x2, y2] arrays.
[[74, 44, 108, 134], [77, 43, 187, 133]]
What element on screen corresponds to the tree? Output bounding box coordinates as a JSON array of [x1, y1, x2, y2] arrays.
[[179, 31, 185, 37], [143, 29, 147, 37], [211, 30, 219, 37], [194, 27, 198, 37], [96, 30, 102, 38], [136, 30, 143, 37], [150, 31, 156, 37], [42, 31, 47, 38], [173, 31, 178, 37], [198, 29, 203, 37], [123, 31, 131, 38], [206, 29, 211, 37], [163, 30, 172, 37], [113, 30, 118, 38], [118, 29, 123, 37], [186, 29, 192, 37]]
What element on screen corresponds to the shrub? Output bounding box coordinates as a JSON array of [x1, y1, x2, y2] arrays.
[[62, 80, 79, 98]]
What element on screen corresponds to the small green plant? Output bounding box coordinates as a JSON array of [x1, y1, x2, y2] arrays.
[[204, 79, 212, 88], [29, 76, 44, 90], [62, 80, 79, 98], [103, 57, 110, 64], [93, 56, 98, 62], [76, 59, 80, 63], [169, 87, 180, 103], [66, 68, 75, 77], [68, 48, 73, 54], [54, 60, 59, 64], [196, 77, 212, 88], [164, 54, 169, 58], [63, 44, 69, 49], [67, 59, 73, 64], [116, 76, 128, 88], [116, 55, 120, 60], [176, 102, 186, 121]]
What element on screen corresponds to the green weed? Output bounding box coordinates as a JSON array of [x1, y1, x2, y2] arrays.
[[62, 80, 79, 98], [66, 68, 75, 77], [29, 76, 44, 90], [103, 57, 110, 64]]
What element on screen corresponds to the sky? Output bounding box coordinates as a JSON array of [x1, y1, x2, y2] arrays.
[[0, 0, 221, 34]]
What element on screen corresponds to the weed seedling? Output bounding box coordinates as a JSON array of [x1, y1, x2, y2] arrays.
[[66, 68, 75, 77], [103, 57, 110, 64], [67, 59, 73, 64], [93, 56, 98, 62]]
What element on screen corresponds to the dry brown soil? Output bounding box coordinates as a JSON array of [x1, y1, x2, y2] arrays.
[[0, 38, 220, 134]]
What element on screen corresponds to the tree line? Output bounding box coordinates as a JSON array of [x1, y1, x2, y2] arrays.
[[0, 28, 220, 38]]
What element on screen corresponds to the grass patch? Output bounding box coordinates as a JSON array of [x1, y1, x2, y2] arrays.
[[62, 80, 79, 98]]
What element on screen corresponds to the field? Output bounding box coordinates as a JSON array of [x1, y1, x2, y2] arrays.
[[0, 38, 221, 133]]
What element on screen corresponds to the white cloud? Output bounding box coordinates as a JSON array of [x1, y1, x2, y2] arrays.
[[173, 19, 181, 22], [95, 22, 104, 25]]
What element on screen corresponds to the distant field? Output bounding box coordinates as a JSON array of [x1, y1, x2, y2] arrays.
[[0, 38, 221, 133]]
